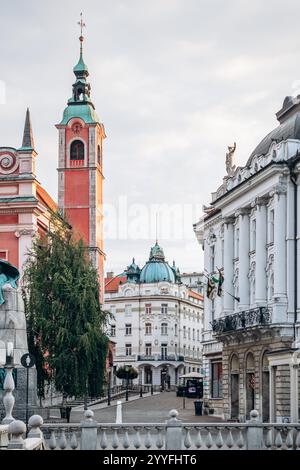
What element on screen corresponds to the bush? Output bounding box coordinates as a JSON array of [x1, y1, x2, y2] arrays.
[[116, 366, 138, 380]]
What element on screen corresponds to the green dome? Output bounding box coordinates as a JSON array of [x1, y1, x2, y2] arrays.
[[59, 103, 100, 125], [140, 242, 176, 283]]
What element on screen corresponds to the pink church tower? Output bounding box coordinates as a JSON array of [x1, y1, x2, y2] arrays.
[[56, 20, 106, 301]]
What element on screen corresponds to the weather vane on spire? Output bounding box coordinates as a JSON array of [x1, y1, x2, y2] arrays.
[[78, 12, 86, 42]]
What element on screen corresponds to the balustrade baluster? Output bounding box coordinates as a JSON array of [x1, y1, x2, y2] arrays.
[[216, 430, 224, 449], [264, 428, 273, 449], [133, 428, 142, 449], [295, 429, 300, 449], [49, 430, 57, 450], [286, 429, 294, 449], [274, 429, 283, 449], [144, 429, 153, 449], [184, 428, 192, 449], [156, 428, 164, 449], [226, 429, 234, 449], [58, 429, 67, 450], [194, 428, 202, 449], [236, 430, 244, 449], [112, 429, 120, 449], [123, 429, 130, 449], [100, 430, 108, 449], [205, 429, 213, 449], [70, 431, 78, 450]]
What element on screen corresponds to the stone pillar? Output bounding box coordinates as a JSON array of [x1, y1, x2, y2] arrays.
[[273, 183, 288, 323], [290, 364, 299, 422], [286, 181, 295, 321], [223, 217, 235, 314], [237, 209, 250, 310], [254, 198, 268, 306]]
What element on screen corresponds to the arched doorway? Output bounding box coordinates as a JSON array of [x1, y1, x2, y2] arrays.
[[230, 354, 240, 419], [144, 366, 153, 385], [245, 352, 255, 419], [261, 351, 270, 422]]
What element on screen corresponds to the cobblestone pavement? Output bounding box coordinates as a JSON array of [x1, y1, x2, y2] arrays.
[[70, 391, 223, 424]]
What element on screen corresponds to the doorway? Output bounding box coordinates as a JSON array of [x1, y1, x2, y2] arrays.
[[144, 366, 152, 385]]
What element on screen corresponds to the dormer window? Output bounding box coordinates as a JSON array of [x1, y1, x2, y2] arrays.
[[70, 140, 84, 160]]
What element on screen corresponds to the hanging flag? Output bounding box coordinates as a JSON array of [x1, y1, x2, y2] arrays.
[[206, 277, 216, 299], [217, 269, 224, 297]]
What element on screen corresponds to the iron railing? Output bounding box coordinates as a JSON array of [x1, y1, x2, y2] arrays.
[[211, 307, 272, 335]]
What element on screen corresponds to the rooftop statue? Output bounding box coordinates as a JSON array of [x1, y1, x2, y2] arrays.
[[226, 142, 237, 177], [0, 260, 20, 305]]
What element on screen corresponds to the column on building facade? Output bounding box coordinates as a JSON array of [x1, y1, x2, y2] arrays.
[[215, 223, 224, 319], [237, 208, 250, 311], [297, 172, 300, 318], [273, 182, 288, 322], [269, 365, 277, 423], [223, 217, 235, 314], [254, 197, 268, 306], [290, 364, 299, 422], [287, 180, 295, 321]]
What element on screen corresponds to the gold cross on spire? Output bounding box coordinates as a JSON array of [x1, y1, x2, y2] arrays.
[[78, 12, 86, 41]]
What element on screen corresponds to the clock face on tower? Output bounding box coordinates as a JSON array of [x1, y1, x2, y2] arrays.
[[0, 152, 19, 174]]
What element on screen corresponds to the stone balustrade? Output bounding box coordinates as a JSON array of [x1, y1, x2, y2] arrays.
[[2, 407, 300, 450]]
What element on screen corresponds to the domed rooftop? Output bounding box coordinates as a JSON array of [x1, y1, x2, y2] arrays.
[[139, 242, 177, 284], [248, 95, 300, 162]]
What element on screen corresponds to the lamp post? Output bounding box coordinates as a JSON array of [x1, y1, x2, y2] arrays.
[[125, 366, 129, 402]]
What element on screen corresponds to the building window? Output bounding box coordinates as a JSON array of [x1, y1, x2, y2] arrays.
[[110, 305, 116, 316], [183, 326, 186, 339], [188, 328, 191, 340], [175, 343, 178, 355], [125, 304, 132, 316], [161, 323, 168, 335], [97, 144, 102, 165], [0, 251, 8, 260], [192, 328, 195, 341], [183, 345, 186, 356], [269, 209, 274, 243], [197, 330, 200, 341], [251, 219, 256, 251], [193, 347, 195, 358], [125, 324, 132, 335], [210, 245, 215, 272], [70, 140, 84, 160], [197, 348, 200, 359], [234, 227, 239, 258], [145, 343, 152, 356], [161, 343, 168, 359], [145, 303, 152, 314], [211, 361, 223, 398], [161, 304, 168, 315], [145, 323, 152, 335], [174, 324, 178, 336], [110, 325, 116, 337], [125, 344, 132, 356]]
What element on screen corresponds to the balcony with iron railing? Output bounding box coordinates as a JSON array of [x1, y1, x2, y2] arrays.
[[137, 355, 185, 362], [211, 307, 272, 336]]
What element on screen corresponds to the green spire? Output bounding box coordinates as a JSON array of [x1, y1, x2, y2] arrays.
[[73, 38, 89, 77], [19, 108, 35, 151]]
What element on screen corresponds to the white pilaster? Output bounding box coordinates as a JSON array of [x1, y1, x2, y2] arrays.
[[290, 364, 299, 422], [223, 217, 234, 314], [237, 209, 250, 310], [286, 180, 295, 320], [254, 198, 268, 306], [273, 183, 288, 323]]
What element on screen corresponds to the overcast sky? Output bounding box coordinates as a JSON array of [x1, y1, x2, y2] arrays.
[[1, 0, 300, 275]]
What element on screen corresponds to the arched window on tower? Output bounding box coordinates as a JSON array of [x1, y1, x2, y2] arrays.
[[97, 144, 102, 166], [70, 140, 84, 161]]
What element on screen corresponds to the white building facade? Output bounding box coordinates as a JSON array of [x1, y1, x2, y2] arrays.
[[194, 95, 300, 422], [105, 243, 204, 388], [181, 272, 205, 296]]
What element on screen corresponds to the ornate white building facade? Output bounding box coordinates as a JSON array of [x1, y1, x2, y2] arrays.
[[194, 95, 300, 422], [105, 243, 204, 388]]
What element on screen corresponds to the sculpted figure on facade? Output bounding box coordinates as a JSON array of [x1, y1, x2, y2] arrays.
[[0, 260, 20, 305], [226, 142, 237, 177]]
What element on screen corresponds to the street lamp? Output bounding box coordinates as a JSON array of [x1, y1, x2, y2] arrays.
[[125, 366, 129, 402]]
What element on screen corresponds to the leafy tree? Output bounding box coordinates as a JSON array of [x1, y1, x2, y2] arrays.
[[115, 366, 138, 381], [23, 212, 110, 401]]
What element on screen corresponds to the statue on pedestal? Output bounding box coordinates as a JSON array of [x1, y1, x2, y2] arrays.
[[0, 260, 20, 305]]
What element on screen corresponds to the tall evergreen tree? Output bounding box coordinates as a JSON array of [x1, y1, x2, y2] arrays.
[[23, 213, 109, 400]]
